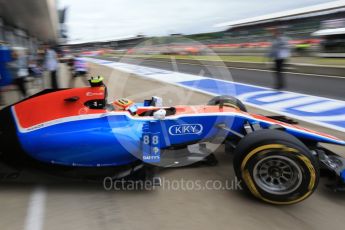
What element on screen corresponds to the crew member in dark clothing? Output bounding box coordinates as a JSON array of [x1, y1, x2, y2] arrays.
[[268, 29, 291, 90]]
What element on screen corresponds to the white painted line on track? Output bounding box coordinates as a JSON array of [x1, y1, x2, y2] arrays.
[[173, 82, 345, 132], [202, 75, 345, 104], [24, 186, 46, 230], [263, 97, 322, 110], [298, 101, 345, 113], [156, 80, 345, 132], [227, 66, 345, 79], [129, 58, 345, 79], [256, 93, 301, 103]]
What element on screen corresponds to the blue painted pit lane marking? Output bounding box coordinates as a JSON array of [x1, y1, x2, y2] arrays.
[[85, 57, 345, 133], [180, 78, 345, 132]]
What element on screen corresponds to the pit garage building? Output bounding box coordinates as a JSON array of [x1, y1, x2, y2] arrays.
[[0, 0, 60, 51]]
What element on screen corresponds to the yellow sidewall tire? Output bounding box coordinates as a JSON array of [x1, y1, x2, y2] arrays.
[[233, 130, 319, 205]]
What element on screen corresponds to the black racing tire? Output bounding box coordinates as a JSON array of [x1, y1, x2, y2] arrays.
[[233, 129, 319, 205], [207, 95, 247, 112]]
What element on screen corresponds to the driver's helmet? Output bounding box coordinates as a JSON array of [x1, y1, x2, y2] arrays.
[[113, 98, 134, 110]]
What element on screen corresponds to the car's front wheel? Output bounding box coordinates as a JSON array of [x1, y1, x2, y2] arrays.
[[233, 129, 319, 205]]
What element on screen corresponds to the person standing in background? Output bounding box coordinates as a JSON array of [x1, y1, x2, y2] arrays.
[[8, 48, 29, 99], [28, 52, 44, 88], [268, 28, 291, 90], [69, 54, 89, 87], [44, 45, 59, 89]]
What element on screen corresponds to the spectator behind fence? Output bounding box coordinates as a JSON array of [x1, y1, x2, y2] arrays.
[[268, 29, 291, 90], [44, 45, 59, 89]]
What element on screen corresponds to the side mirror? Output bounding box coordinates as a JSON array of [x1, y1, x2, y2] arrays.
[[64, 96, 79, 102]]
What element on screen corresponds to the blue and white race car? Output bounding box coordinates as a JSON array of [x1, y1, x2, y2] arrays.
[[0, 77, 344, 205]]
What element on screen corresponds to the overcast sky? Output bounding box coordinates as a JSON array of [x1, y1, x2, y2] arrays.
[[58, 0, 335, 43]]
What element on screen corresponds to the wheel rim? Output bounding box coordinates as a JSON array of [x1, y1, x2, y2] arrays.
[[253, 155, 303, 195]]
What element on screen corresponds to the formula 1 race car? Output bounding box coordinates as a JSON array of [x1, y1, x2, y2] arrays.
[[0, 76, 344, 205]]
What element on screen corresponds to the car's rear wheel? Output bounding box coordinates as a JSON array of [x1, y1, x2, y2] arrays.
[[233, 129, 319, 205], [207, 95, 247, 112]]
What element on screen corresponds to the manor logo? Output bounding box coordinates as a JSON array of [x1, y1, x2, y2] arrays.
[[168, 124, 203, 136], [86, 92, 104, 97]]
